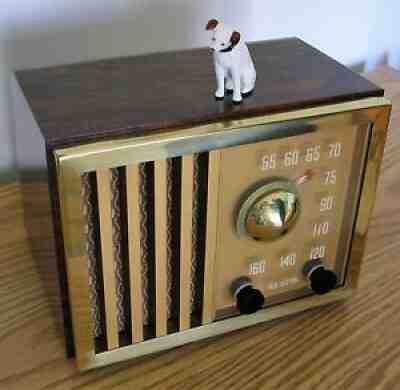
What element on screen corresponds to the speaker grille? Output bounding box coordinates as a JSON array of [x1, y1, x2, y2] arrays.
[[82, 172, 104, 339], [81, 153, 211, 352]]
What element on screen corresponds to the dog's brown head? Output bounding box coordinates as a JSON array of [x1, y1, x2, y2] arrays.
[[206, 19, 219, 31], [206, 19, 241, 52]]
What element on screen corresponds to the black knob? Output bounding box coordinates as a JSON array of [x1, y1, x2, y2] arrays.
[[236, 285, 265, 314], [308, 266, 338, 295]]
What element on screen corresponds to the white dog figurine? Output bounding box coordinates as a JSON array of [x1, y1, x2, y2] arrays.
[[206, 19, 256, 104]]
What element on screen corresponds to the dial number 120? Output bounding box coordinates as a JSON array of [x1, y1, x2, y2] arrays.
[[310, 245, 326, 260]]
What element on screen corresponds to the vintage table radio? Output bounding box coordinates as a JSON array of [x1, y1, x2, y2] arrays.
[[14, 38, 391, 371]]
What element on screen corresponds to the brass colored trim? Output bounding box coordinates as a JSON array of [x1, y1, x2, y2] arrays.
[[336, 123, 372, 285], [55, 97, 390, 173], [179, 155, 194, 330], [202, 150, 221, 324], [88, 287, 353, 370], [97, 169, 119, 350], [54, 97, 391, 370], [58, 166, 96, 369], [126, 164, 144, 342], [344, 105, 391, 290], [154, 160, 168, 337]]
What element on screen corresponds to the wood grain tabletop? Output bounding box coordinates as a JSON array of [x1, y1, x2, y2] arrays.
[[0, 65, 399, 390]]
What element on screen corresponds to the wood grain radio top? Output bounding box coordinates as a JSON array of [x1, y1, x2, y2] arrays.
[[14, 38, 391, 371]]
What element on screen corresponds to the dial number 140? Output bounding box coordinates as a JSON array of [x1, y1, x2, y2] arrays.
[[280, 253, 297, 269]]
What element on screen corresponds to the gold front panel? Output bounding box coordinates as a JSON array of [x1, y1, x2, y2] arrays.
[[55, 98, 391, 370], [214, 122, 370, 316]]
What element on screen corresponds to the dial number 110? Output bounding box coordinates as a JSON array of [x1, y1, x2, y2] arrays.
[[313, 221, 330, 237]]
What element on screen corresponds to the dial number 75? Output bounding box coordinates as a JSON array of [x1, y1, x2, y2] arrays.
[[324, 169, 337, 185]]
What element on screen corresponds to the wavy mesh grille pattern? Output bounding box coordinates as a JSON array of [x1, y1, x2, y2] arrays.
[[81, 154, 208, 346], [82, 173, 103, 338]]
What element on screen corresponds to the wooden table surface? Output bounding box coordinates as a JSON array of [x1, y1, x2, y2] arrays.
[[0, 66, 399, 390]]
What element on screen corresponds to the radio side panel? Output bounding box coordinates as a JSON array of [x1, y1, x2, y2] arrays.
[[12, 75, 75, 357]]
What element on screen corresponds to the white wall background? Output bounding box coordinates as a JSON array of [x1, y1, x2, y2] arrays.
[[0, 0, 398, 179]]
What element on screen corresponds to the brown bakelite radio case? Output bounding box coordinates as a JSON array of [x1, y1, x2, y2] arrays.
[[14, 38, 391, 371]]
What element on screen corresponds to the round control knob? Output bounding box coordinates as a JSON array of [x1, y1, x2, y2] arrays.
[[231, 277, 265, 314], [303, 261, 338, 295], [237, 179, 300, 241]]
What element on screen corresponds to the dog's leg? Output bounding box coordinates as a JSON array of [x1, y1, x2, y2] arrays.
[[214, 62, 225, 100], [226, 75, 234, 93], [241, 68, 256, 96], [231, 66, 242, 104], [241, 77, 255, 96]]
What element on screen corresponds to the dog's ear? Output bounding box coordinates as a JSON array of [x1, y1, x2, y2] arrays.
[[230, 31, 241, 46], [206, 19, 219, 30]]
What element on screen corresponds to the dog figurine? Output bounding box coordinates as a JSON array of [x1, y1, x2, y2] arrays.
[[206, 19, 256, 104]]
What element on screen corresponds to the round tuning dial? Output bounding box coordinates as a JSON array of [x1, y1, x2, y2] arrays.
[[303, 260, 338, 295], [231, 277, 265, 314], [237, 179, 300, 241]]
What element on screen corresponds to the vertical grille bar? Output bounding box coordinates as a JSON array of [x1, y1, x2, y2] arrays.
[[86, 153, 213, 345], [97, 169, 119, 349], [202, 150, 221, 324], [126, 164, 144, 343], [179, 155, 194, 330], [154, 160, 168, 337]]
